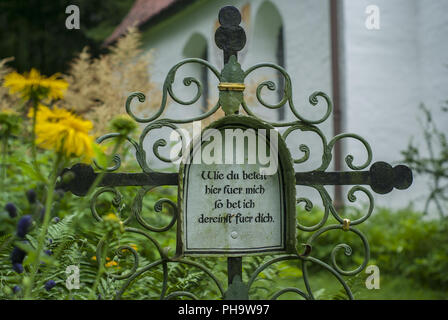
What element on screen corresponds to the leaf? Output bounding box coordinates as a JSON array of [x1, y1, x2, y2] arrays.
[[10, 160, 47, 183], [93, 143, 108, 168]]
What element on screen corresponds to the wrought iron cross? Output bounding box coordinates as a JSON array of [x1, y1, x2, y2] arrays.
[[58, 6, 412, 300]]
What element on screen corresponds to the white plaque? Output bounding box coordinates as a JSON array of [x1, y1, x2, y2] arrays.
[[177, 116, 295, 256]]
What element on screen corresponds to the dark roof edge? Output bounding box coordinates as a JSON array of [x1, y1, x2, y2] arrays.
[[139, 0, 199, 34], [103, 0, 199, 47]]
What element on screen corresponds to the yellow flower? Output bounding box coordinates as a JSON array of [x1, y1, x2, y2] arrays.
[[3, 68, 68, 100], [92, 255, 120, 268], [104, 213, 120, 222], [28, 104, 71, 122], [122, 243, 138, 253], [105, 260, 118, 268], [33, 106, 95, 162]]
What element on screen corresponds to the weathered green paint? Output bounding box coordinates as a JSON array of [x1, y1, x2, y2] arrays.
[[219, 55, 245, 115], [224, 275, 249, 300]]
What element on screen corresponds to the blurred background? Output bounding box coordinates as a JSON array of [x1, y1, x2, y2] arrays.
[[1, 0, 447, 300]]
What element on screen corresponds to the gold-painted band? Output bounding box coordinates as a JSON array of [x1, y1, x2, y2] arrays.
[[218, 82, 245, 91], [342, 218, 351, 231]]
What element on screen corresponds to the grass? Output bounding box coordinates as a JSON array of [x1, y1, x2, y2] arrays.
[[272, 272, 448, 300]]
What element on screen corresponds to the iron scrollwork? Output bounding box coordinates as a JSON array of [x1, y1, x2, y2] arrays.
[[59, 5, 412, 300]]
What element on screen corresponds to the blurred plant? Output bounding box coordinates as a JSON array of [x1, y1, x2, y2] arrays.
[[0, 63, 103, 298], [0, 109, 21, 138], [0, 57, 21, 112], [61, 27, 160, 134], [401, 103, 448, 217], [297, 205, 448, 292], [0, 109, 22, 187], [109, 114, 138, 137], [23, 107, 98, 298], [2, 66, 69, 181], [0, 28, 166, 300]]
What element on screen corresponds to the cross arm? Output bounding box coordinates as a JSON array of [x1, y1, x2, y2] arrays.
[[296, 161, 413, 194], [58, 161, 412, 197], [57, 163, 177, 196]]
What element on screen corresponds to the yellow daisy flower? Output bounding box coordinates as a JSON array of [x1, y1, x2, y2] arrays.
[[33, 106, 95, 162], [3, 68, 68, 100], [28, 104, 72, 123]]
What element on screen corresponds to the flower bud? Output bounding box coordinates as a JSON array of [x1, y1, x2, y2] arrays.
[[44, 280, 56, 291], [11, 246, 26, 264], [5, 203, 17, 218], [16, 215, 32, 238], [109, 114, 137, 137], [12, 263, 24, 274], [26, 189, 37, 204]]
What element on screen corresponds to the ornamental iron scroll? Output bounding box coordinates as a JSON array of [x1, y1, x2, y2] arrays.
[[58, 6, 413, 300]]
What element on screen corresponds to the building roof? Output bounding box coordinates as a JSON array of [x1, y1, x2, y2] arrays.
[[103, 0, 195, 46]]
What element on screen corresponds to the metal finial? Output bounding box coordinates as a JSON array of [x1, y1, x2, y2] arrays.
[[214, 6, 246, 63]]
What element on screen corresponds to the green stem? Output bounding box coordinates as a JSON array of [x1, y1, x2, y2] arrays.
[[29, 98, 47, 184], [1, 135, 7, 190], [24, 153, 62, 299], [30, 99, 38, 171], [89, 238, 109, 300]]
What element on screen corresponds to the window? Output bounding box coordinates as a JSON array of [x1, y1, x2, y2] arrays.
[[253, 1, 285, 121]]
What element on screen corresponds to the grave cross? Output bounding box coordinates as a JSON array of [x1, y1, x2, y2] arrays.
[[58, 6, 412, 300], [59, 160, 411, 197]]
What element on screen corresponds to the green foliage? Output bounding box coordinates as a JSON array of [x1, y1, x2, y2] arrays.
[[1, 126, 446, 299], [0, 110, 22, 137], [0, 73, 446, 299], [297, 206, 448, 291], [401, 103, 448, 216]]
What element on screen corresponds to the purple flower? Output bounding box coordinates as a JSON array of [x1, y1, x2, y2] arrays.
[[39, 207, 45, 221], [11, 246, 26, 264], [44, 280, 56, 291], [26, 189, 37, 204], [5, 203, 17, 218], [13, 286, 21, 294], [17, 215, 32, 238], [53, 217, 60, 223], [44, 249, 53, 256], [12, 263, 24, 274]]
